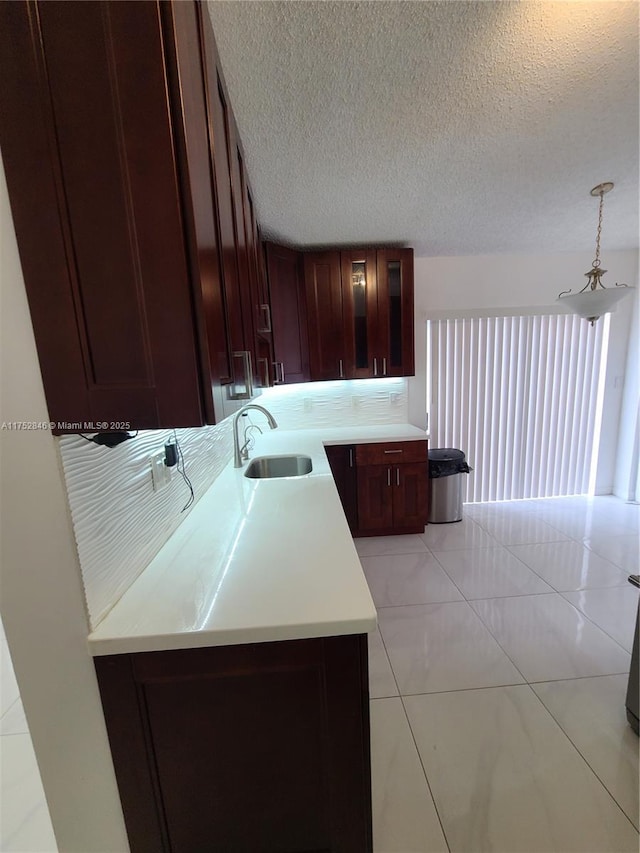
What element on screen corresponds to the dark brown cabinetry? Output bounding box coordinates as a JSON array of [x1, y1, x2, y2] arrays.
[[325, 444, 358, 531], [265, 242, 310, 384], [376, 249, 415, 377], [0, 0, 267, 431], [303, 248, 415, 382], [356, 441, 428, 535], [326, 440, 429, 536], [303, 251, 346, 381], [94, 635, 372, 853]]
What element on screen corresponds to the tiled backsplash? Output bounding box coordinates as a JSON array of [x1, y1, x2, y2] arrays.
[[259, 377, 408, 428], [59, 378, 408, 629], [59, 419, 235, 628]]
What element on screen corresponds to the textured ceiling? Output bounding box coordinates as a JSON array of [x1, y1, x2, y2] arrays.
[[207, 1, 639, 257]]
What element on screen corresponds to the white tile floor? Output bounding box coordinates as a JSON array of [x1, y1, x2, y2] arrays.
[[361, 495, 640, 853], [0, 623, 57, 853], [1, 495, 638, 852]]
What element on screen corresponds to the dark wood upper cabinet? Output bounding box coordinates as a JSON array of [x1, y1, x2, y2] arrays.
[[264, 242, 310, 385], [0, 0, 268, 431], [376, 248, 415, 377], [341, 249, 379, 379], [303, 251, 345, 381], [199, 18, 254, 404], [163, 0, 233, 418], [299, 248, 414, 382]]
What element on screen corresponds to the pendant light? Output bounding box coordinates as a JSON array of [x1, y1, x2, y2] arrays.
[[557, 182, 632, 325]]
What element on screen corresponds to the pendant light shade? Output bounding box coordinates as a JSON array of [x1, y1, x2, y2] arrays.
[[557, 182, 633, 325]]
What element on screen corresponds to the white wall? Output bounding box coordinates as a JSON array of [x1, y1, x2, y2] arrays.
[[614, 278, 640, 500], [409, 250, 639, 494], [0, 164, 130, 850]]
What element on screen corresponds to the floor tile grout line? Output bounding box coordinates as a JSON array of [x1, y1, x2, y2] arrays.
[[468, 589, 634, 669], [395, 680, 535, 697], [396, 693, 452, 853], [375, 618, 403, 700], [0, 696, 20, 722], [503, 542, 632, 589], [392, 669, 633, 696], [557, 591, 637, 655], [375, 599, 466, 609], [456, 596, 535, 686], [428, 547, 561, 600], [527, 682, 640, 832], [428, 549, 476, 602]]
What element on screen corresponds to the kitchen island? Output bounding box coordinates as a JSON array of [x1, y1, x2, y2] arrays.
[[89, 424, 426, 852]]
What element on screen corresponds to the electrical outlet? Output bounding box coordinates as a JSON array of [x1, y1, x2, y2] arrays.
[[390, 392, 400, 405], [303, 398, 312, 412], [150, 450, 172, 492], [351, 396, 360, 408]]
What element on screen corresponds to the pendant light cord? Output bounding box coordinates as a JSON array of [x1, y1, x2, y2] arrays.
[[593, 189, 604, 269]]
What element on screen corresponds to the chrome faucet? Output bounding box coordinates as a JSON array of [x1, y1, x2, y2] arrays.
[[233, 404, 278, 467]]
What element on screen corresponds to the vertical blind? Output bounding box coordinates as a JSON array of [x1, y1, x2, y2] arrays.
[[428, 313, 608, 502]]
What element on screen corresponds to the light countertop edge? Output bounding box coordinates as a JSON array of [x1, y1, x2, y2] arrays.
[[88, 424, 428, 656]]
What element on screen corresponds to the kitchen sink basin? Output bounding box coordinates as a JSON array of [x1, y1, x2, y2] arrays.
[[244, 454, 313, 479]]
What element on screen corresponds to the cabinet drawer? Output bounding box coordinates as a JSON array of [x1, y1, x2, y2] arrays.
[[355, 440, 427, 466]]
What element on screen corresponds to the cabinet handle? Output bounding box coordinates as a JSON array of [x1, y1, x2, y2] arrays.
[[339, 359, 344, 378], [373, 357, 378, 377], [273, 361, 285, 384], [260, 303, 272, 333], [383, 449, 403, 454], [258, 357, 270, 387], [229, 351, 253, 400], [246, 351, 254, 398], [349, 448, 353, 468], [387, 467, 391, 487], [382, 357, 387, 376], [396, 467, 400, 486]]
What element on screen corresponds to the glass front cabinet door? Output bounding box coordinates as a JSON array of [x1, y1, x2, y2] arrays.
[[341, 250, 378, 378], [376, 248, 414, 377], [341, 248, 414, 379]]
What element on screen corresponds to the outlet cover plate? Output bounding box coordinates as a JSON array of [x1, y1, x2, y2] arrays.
[[150, 450, 171, 492]]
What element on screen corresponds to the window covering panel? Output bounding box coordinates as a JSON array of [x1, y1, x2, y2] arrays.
[[428, 313, 606, 502]]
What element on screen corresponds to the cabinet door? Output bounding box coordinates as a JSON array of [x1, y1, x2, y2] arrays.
[[202, 22, 253, 402], [231, 139, 264, 390], [303, 251, 345, 380], [376, 248, 415, 377], [325, 445, 358, 531], [95, 637, 372, 853], [265, 242, 310, 384], [357, 465, 394, 531], [341, 249, 378, 378], [164, 0, 231, 421], [394, 462, 429, 528], [0, 0, 209, 430]]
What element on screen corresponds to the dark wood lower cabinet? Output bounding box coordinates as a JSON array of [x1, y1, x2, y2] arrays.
[[357, 462, 429, 535], [94, 634, 372, 853], [326, 441, 429, 536], [325, 445, 358, 532]]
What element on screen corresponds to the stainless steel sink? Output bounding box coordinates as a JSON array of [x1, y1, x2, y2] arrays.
[[244, 454, 313, 479]]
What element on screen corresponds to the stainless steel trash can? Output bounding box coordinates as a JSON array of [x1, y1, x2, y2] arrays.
[[428, 449, 472, 524]]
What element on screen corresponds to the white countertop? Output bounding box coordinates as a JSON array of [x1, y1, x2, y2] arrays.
[[88, 424, 427, 656]]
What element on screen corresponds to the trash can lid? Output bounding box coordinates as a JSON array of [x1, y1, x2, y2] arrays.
[[428, 448, 466, 462], [427, 448, 472, 478]]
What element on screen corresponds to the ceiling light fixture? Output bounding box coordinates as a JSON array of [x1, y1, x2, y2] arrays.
[[557, 182, 632, 325]]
